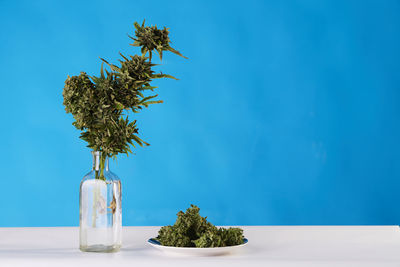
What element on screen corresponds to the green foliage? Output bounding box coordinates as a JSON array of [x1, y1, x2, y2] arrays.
[[156, 205, 245, 248], [129, 19, 188, 61], [62, 20, 186, 164]]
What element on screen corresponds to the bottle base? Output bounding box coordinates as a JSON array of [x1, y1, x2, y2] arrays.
[[80, 244, 121, 253]]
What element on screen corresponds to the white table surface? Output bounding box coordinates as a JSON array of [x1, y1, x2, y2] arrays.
[[0, 226, 400, 267]]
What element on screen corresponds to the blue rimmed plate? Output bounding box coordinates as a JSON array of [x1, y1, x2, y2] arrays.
[[148, 238, 248, 256]]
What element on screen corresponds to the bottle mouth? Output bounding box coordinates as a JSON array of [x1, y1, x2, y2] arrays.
[[92, 151, 101, 156], [91, 151, 109, 172]]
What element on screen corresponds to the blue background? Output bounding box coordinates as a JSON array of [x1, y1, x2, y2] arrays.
[[0, 0, 399, 227]]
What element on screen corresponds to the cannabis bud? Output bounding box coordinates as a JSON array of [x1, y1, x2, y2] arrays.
[[156, 204, 244, 248], [129, 20, 188, 61]]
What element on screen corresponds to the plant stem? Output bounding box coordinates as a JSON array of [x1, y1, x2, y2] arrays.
[[99, 152, 106, 181]]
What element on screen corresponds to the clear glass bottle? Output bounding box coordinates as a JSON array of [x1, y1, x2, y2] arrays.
[[79, 151, 122, 252]]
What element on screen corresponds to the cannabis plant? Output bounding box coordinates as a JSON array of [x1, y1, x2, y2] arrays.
[[156, 204, 244, 247], [63, 20, 186, 179]]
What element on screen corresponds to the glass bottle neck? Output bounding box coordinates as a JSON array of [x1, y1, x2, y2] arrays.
[[92, 151, 109, 171]]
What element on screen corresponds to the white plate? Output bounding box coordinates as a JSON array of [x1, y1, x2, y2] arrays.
[[147, 238, 248, 256]]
